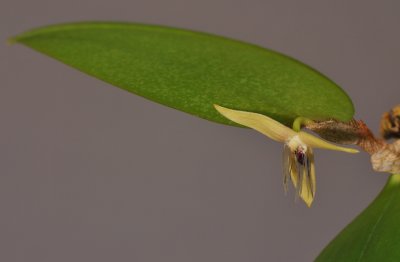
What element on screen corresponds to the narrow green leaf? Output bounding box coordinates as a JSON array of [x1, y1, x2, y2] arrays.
[[11, 22, 354, 126], [316, 174, 400, 261]]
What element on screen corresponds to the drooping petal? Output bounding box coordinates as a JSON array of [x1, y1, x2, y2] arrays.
[[309, 148, 316, 196], [214, 104, 296, 142], [290, 149, 299, 189], [298, 131, 359, 154], [299, 169, 313, 207], [283, 144, 299, 192], [298, 147, 316, 207]]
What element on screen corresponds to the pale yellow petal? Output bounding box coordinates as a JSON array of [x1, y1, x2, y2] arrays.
[[300, 167, 314, 207], [283, 144, 299, 191], [297, 148, 316, 207], [214, 104, 296, 142], [289, 152, 299, 189], [298, 131, 359, 153], [309, 148, 316, 196]]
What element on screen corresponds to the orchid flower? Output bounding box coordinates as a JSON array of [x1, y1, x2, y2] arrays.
[[214, 104, 359, 207]]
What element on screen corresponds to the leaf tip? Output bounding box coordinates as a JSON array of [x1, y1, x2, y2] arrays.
[[6, 36, 18, 46]]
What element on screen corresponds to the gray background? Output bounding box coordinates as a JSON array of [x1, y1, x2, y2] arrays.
[[2, 0, 399, 261]]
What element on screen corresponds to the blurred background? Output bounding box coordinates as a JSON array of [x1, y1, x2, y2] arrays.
[[2, 0, 399, 261]]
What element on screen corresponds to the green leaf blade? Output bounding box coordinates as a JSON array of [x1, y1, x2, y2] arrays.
[[12, 22, 354, 126], [316, 174, 400, 261]]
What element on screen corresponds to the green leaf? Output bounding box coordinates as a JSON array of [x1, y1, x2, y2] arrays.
[[11, 22, 354, 126], [316, 174, 400, 261]]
